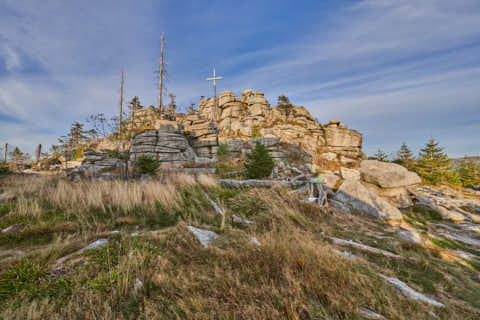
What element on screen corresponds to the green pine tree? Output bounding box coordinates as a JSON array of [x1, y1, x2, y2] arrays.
[[396, 142, 415, 169], [415, 138, 451, 185], [245, 142, 275, 179], [9, 147, 30, 165], [458, 161, 480, 187], [58, 122, 91, 151], [374, 149, 389, 162]]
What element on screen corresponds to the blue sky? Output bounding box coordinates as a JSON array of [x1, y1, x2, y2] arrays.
[[1, 0, 479, 158]]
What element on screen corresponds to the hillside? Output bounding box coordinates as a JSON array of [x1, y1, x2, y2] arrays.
[[1, 170, 480, 319]]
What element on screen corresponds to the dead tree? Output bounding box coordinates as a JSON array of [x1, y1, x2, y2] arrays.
[[36, 144, 42, 163], [119, 70, 124, 134], [158, 33, 165, 115], [3, 143, 7, 162], [308, 178, 328, 207]]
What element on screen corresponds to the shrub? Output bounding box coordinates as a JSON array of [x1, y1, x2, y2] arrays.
[[245, 142, 275, 179], [0, 162, 10, 175], [458, 161, 480, 187], [216, 144, 231, 159], [137, 156, 160, 175], [72, 145, 85, 161], [251, 125, 262, 138], [373, 149, 389, 162]]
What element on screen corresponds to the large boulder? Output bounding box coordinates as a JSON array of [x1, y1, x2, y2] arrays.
[[73, 150, 126, 175], [130, 129, 197, 162], [360, 160, 421, 188], [363, 183, 413, 208], [334, 180, 403, 221]]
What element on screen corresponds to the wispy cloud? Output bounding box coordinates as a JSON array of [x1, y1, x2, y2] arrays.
[[0, 0, 479, 158]]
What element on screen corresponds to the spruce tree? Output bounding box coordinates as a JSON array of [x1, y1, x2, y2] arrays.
[[9, 147, 30, 165], [458, 161, 480, 187], [415, 138, 451, 185], [374, 149, 389, 162], [245, 142, 275, 179], [396, 142, 415, 169], [58, 122, 91, 151]]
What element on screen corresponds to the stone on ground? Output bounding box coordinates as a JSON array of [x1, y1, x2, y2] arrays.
[[398, 229, 423, 244], [77, 239, 109, 254], [232, 215, 255, 225], [412, 192, 466, 222], [378, 274, 444, 307], [1, 224, 26, 234], [187, 226, 219, 248], [359, 308, 386, 319]]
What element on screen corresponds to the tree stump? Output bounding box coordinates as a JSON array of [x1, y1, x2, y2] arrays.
[[308, 178, 328, 207]]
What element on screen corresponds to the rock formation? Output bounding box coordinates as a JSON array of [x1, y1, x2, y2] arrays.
[[56, 89, 363, 174], [192, 90, 363, 163], [359, 160, 422, 208], [129, 122, 214, 164]]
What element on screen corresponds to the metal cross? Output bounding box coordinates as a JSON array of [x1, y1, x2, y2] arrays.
[[206, 68, 223, 120]]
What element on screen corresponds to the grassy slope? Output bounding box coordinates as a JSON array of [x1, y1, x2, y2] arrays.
[[0, 175, 479, 319]]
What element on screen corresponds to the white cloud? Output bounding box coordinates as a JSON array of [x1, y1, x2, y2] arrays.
[[0, 0, 479, 157], [0, 44, 22, 71]]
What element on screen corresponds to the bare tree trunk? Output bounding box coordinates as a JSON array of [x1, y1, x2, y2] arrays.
[[3, 143, 7, 162], [308, 181, 328, 207], [36, 144, 42, 163], [158, 33, 165, 115], [119, 70, 124, 134]]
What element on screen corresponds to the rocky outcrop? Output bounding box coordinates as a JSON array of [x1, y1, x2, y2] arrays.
[[334, 179, 403, 221], [73, 150, 126, 175], [359, 160, 421, 208], [225, 137, 288, 160], [130, 126, 197, 163], [193, 90, 363, 163], [124, 89, 362, 164], [409, 187, 472, 223], [129, 122, 217, 165], [179, 114, 219, 158]]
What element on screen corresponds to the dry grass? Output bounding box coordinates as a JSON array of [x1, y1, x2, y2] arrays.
[[1, 174, 200, 214], [196, 173, 218, 188], [1, 175, 479, 319]]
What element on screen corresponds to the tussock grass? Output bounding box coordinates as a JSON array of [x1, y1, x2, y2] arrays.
[[1, 175, 480, 319]]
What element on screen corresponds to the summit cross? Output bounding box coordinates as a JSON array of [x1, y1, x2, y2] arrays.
[[206, 68, 223, 121]]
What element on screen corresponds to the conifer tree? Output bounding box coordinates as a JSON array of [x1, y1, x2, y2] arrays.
[[187, 103, 196, 115], [9, 147, 30, 165], [458, 161, 480, 187], [415, 138, 451, 185], [245, 142, 275, 179], [374, 149, 389, 162], [168, 93, 177, 118], [58, 122, 91, 151], [396, 142, 415, 169]]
